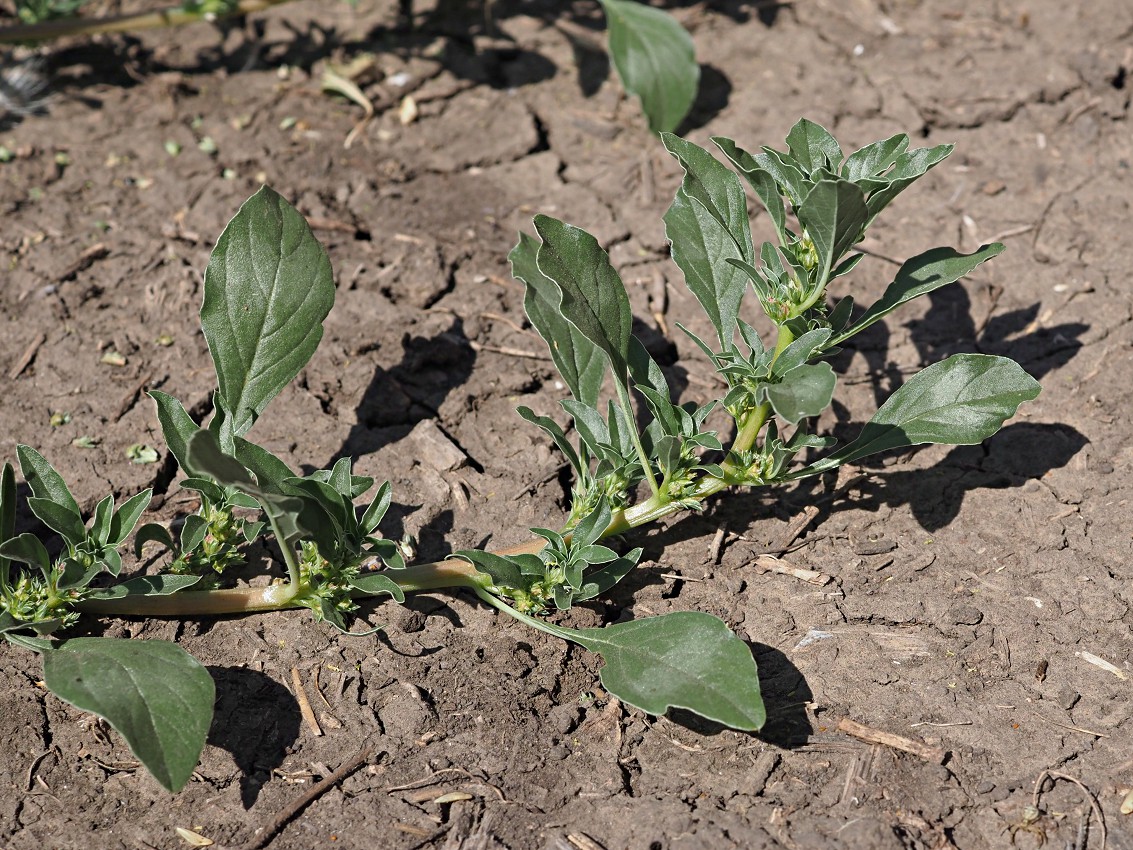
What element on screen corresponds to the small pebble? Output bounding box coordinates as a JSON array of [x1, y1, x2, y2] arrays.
[[947, 604, 983, 626], [399, 609, 427, 633], [547, 744, 570, 761]]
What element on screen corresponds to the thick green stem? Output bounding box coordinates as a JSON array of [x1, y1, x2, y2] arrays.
[[75, 557, 488, 617], [77, 583, 305, 616], [0, 0, 293, 43], [719, 322, 796, 478]]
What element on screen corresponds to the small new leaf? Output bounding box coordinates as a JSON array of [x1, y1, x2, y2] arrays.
[[785, 118, 844, 175]]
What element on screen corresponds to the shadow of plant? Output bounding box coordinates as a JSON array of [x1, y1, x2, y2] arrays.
[[840, 422, 1088, 531], [206, 665, 301, 809]]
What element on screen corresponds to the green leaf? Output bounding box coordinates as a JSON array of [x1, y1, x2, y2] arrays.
[[109, 489, 152, 546], [511, 233, 606, 407], [185, 430, 254, 488], [454, 551, 524, 591], [571, 499, 612, 549], [533, 216, 633, 387], [832, 243, 1005, 346], [752, 148, 809, 207], [180, 478, 227, 505], [284, 477, 349, 530], [148, 391, 199, 472], [828, 251, 865, 285], [0, 613, 62, 637], [39, 638, 215, 792], [762, 363, 837, 425], [597, 0, 698, 133], [180, 515, 210, 553], [26, 497, 87, 546], [86, 575, 203, 600], [134, 522, 175, 558], [770, 328, 834, 378], [863, 143, 953, 223], [785, 118, 844, 175], [17, 446, 82, 530], [90, 494, 114, 545], [561, 400, 611, 460], [576, 548, 641, 600], [712, 137, 787, 241], [799, 354, 1041, 474], [542, 610, 764, 730], [841, 133, 910, 182], [347, 573, 406, 603], [234, 437, 295, 491], [201, 186, 335, 449], [0, 533, 51, 573], [655, 433, 683, 474], [360, 481, 392, 536], [796, 179, 869, 287], [185, 430, 310, 546], [661, 134, 754, 350]]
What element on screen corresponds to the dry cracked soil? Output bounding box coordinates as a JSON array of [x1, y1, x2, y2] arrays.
[[0, 0, 1132, 848]]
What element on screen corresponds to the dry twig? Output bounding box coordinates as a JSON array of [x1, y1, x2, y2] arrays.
[[240, 746, 374, 850], [837, 717, 946, 763], [290, 667, 323, 737]]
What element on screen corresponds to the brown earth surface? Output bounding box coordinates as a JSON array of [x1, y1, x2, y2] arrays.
[[1, 0, 1132, 847]]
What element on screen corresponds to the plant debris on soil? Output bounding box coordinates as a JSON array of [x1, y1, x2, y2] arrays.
[[1, 0, 1131, 848]]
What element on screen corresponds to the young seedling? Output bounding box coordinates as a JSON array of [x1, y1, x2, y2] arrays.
[[0, 120, 1040, 791]]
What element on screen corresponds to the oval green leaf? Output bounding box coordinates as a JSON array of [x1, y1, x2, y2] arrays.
[[41, 637, 215, 792], [662, 134, 754, 350], [802, 354, 1041, 474], [832, 243, 1005, 346], [598, 0, 699, 133], [201, 186, 335, 448], [511, 232, 607, 407], [533, 215, 633, 387], [560, 611, 764, 730]]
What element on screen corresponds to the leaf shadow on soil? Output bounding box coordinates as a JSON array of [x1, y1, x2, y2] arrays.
[[708, 421, 1086, 534], [829, 286, 1088, 410], [331, 317, 475, 550], [337, 317, 477, 459], [12, 0, 773, 134], [206, 665, 302, 809], [832, 422, 1089, 531]]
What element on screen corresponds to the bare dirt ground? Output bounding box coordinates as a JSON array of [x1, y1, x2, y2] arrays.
[[1, 0, 1131, 847]]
